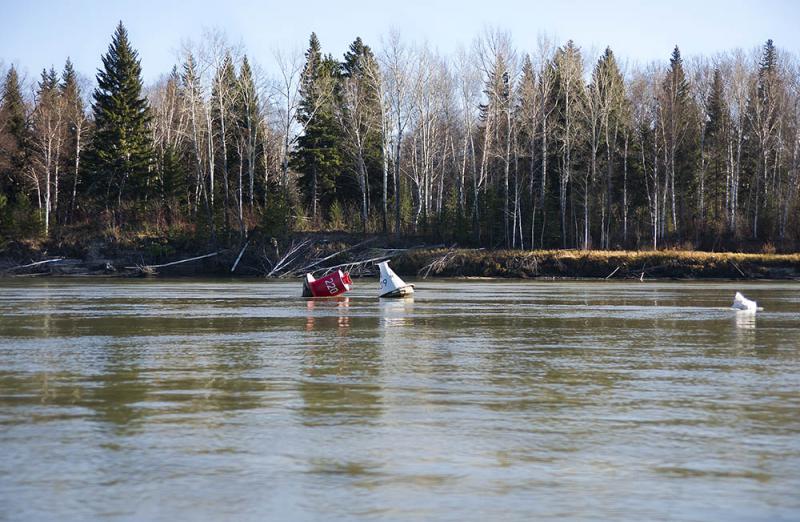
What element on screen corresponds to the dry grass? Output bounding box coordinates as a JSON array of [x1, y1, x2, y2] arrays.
[[395, 248, 800, 279]]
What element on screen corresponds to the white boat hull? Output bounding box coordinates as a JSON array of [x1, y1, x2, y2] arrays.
[[380, 284, 415, 298]]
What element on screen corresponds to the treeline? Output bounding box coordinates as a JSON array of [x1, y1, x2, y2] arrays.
[[1, 23, 799, 251]]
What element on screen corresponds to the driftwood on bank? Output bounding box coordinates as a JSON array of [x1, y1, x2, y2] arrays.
[[124, 251, 224, 276], [418, 248, 484, 278], [292, 237, 378, 275], [420, 250, 458, 279], [3, 257, 65, 273], [266, 240, 311, 277], [258, 237, 440, 279], [231, 241, 250, 273]]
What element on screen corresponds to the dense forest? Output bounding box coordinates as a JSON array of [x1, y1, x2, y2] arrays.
[[1, 23, 799, 253]]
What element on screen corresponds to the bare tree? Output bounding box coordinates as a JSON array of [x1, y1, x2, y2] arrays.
[[553, 40, 585, 248], [31, 68, 65, 235], [272, 46, 304, 191], [380, 29, 413, 234], [475, 28, 517, 246]]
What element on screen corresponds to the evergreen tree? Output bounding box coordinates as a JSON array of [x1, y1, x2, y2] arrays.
[[745, 39, 783, 238], [477, 37, 514, 246], [60, 58, 86, 223], [0, 66, 29, 199], [179, 52, 217, 240], [31, 66, 65, 235], [210, 52, 238, 234], [84, 22, 154, 209], [659, 45, 699, 239], [516, 54, 539, 245], [758, 39, 778, 96], [339, 37, 383, 230], [234, 55, 260, 209], [291, 34, 343, 222], [551, 40, 585, 247], [595, 47, 627, 247], [703, 68, 729, 228], [155, 68, 187, 212]]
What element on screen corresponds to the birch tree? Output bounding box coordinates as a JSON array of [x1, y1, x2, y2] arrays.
[[32, 68, 65, 235]]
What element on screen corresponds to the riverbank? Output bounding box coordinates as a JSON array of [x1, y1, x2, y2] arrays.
[[394, 248, 800, 280], [2, 234, 799, 280]]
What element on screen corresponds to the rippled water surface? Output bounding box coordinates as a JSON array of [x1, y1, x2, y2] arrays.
[[1, 278, 799, 521]]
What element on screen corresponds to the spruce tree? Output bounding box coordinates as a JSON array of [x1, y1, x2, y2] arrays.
[[660, 45, 699, 239], [291, 34, 343, 222], [758, 39, 777, 91], [0, 66, 30, 204], [551, 40, 585, 247], [0, 66, 40, 236], [32, 67, 64, 235], [595, 47, 627, 248], [84, 22, 154, 208], [210, 52, 238, 234], [156, 68, 186, 209], [704, 68, 729, 227], [339, 37, 383, 230], [235, 55, 259, 208], [60, 58, 86, 223]]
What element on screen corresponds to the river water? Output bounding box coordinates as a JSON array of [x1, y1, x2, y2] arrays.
[[1, 279, 799, 521]]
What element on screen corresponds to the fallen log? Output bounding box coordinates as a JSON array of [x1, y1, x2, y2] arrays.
[[4, 257, 65, 272], [420, 250, 458, 279], [266, 240, 311, 277], [729, 260, 747, 278], [322, 255, 395, 275], [124, 251, 225, 275], [231, 241, 250, 273], [292, 237, 378, 275]]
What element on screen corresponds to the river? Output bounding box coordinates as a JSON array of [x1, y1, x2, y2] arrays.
[[1, 279, 799, 521]]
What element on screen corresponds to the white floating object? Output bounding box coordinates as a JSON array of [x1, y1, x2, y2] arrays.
[[378, 261, 414, 298], [732, 292, 758, 312]]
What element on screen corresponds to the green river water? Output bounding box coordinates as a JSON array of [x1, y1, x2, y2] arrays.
[[0, 279, 799, 521]]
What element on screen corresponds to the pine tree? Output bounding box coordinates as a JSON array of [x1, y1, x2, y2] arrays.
[[84, 22, 154, 209]]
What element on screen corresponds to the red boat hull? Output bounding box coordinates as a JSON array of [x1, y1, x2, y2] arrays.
[[304, 270, 353, 297]]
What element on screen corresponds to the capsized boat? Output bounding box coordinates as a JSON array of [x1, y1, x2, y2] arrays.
[[302, 270, 353, 297], [731, 292, 758, 312], [378, 260, 414, 298]]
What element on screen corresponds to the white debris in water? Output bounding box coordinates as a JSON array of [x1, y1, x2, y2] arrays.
[[732, 292, 758, 312]]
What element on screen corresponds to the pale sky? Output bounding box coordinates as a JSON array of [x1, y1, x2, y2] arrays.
[[2, 0, 798, 86]]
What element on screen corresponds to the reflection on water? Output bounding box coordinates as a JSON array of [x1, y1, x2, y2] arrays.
[[379, 296, 415, 327], [305, 296, 351, 332], [735, 310, 757, 329], [0, 279, 799, 521]]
